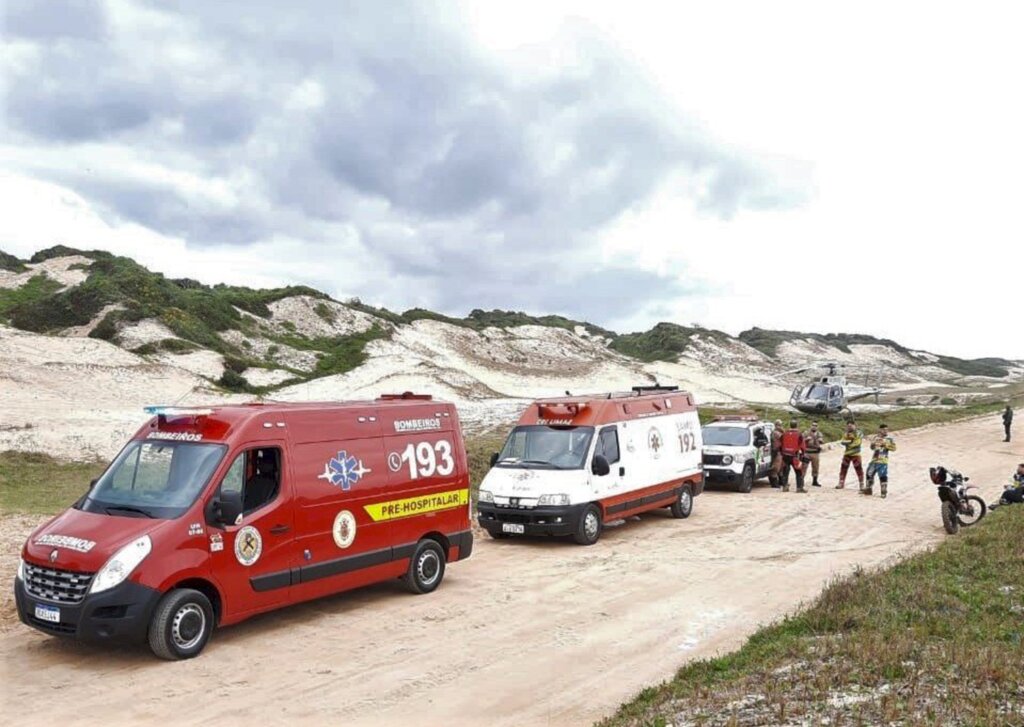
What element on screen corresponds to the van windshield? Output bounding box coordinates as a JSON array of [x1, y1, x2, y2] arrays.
[[77, 440, 227, 520], [701, 426, 751, 446], [496, 425, 595, 470]]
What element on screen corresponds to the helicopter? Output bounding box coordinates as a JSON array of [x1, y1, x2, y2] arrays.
[[781, 361, 883, 416]]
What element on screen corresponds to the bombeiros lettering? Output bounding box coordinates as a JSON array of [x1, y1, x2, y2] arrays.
[[147, 431, 203, 442], [34, 534, 96, 553], [394, 418, 442, 433]]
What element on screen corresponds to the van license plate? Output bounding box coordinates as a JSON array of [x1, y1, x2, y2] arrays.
[[34, 604, 60, 623], [502, 523, 525, 534]]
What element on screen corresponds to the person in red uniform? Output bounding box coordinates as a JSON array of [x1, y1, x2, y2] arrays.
[[779, 420, 807, 493]]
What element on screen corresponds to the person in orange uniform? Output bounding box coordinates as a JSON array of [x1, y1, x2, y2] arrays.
[[780, 420, 807, 493]]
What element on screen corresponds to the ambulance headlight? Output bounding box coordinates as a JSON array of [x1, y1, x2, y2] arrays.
[[721, 455, 733, 466], [89, 535, 152, 595], [538, 494, 570, 506], [478, 490, 494, 504], [17, 557, 25, 581]]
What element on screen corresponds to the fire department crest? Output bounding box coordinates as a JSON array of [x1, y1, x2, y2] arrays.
[[318, 450, 371, 491], [234, 525, 263, 566], [332, 510, 357, 549], [647, 427, 664, 459]]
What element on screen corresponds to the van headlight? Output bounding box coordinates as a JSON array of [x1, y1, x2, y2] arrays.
[[89, 535, 152, 595], [538, 494, 570, 506], [17, 558, 25, 581], [722, 455, 733, 465], [478, 490, 494, 503]]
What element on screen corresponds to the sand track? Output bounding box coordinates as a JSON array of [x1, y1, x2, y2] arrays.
[[0, 414, 1019, 726]]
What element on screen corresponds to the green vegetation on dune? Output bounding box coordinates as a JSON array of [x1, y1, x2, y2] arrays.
[[610, 322, 730, 363], [603, 510, 1024, 727], [0, 274, 63, 321], [0, 250, 27, 272], [0, 451, 105, 516]]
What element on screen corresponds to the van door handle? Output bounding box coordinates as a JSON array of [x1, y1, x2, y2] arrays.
[[619, 466, 626, 477], [270, 524, 290, 535]]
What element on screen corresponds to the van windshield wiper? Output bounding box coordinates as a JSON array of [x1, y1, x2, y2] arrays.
[[105, 505, 155, 518]]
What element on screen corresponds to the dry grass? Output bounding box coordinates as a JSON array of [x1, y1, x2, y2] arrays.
[[601, 509, 1024, 726]]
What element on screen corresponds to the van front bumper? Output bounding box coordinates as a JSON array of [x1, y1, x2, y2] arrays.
[[15, 575, 162, 644], [477, 502, 586, 537]]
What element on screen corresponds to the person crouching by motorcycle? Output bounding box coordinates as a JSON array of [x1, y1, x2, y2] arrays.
[[991, 463, 1024, 509], [780, 420, 808, 493], [804, 420, 824, 487], [837, 421, 865, 490], [769, 419, 784, 488], [865, 423, 896, 498]]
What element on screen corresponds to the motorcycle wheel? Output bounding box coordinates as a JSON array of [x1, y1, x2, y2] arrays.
[[957, 495, 987, 527], [941, 501, 959, 535]]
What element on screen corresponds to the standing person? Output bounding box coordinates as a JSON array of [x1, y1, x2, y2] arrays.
[[779, 420, 807, 493], [865, 424, 897, 498], [1003, 405, 1013, 442], [804, 420, 824, 487], [769, 419, 784, 488], [837, 421, 864, 490]]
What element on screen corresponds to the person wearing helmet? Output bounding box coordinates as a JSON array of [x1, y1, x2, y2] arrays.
[[803, 420, 824, 487], [864, 424, 896, 498], [837, 421, 864, 490], [779, 420, 807, 493], [769, 419, 784, 488]]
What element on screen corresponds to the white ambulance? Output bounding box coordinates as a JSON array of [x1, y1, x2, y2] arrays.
[[477, 386, 704, 545]]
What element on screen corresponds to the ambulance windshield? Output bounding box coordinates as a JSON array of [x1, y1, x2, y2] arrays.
[[496, 425, 595, 470], [701, 426, 751, 446], [77, 440, 227, 519]]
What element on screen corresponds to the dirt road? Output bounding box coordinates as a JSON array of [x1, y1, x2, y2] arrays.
[[1, 414, 1019, 726]]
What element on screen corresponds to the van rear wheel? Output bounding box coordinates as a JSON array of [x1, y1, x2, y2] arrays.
[[404, 539, 446, 594], [148, 588, 214, 660], [573, 504, 603, 545], [670, 485, 694, 518]]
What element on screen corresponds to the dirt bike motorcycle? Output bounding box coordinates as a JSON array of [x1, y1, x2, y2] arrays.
[[930, 465, 986, 534]]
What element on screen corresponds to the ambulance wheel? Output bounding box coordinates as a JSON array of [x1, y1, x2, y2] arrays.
[[148, 588, 214, 661], [405, 539, 446, 594], [670, 485, 694, 518], [736, 465, 754, 494], [573, 504, 603, 545]]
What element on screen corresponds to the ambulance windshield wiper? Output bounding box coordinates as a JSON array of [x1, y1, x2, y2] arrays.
[[105, 505, 155, 518]]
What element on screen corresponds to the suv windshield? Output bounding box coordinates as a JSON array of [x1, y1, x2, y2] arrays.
[[77, 440, 227, 519], [496, 426, 595, 470], [701, 426, 751, 447]]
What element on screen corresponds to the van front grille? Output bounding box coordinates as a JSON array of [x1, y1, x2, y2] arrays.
[[24, 562, 94, 605]]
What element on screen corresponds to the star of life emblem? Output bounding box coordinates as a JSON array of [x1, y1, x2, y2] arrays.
[[318, 450, 371, 491]]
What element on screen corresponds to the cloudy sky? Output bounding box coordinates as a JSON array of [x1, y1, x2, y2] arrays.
[[2, 0, 1022, 358]]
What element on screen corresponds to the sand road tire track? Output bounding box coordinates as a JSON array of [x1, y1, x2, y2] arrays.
[[1, 414, 1020, 726]]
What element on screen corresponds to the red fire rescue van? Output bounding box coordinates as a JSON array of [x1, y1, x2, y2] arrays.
[[15, 395, 473, 659], [477, 386, 704, 544]]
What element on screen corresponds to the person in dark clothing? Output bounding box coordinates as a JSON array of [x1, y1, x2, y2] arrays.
[[991, 463, 1024, 508], [1003, 406, 1013, 442]]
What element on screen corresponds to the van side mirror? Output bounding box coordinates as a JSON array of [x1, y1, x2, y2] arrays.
[[89, 478, 99, 489], [215, 489, 244, 526], [591, 454, 610, 477], [489, 452, 499, 468]]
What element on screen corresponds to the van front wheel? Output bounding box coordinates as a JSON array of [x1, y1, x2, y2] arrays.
[[148, 588, 214, 660], [404, 539, 446, 594], [670, 485, 694, 519], [573, 504, 603, 545]]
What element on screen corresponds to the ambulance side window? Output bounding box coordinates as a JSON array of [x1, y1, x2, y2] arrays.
[[597, 427, 620, 465], [220, 448, 281, 515]]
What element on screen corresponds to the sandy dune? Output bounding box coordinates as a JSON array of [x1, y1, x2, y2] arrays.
[[1, 413, 1018, 726]]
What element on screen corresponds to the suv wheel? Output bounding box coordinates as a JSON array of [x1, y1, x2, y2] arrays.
[[736, 464, 754, 494]]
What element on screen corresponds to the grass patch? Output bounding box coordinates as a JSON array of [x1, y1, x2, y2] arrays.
[[0, 451, 105, 516], [602, 510, 1024, 726], [0, 274, 63, 322]]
